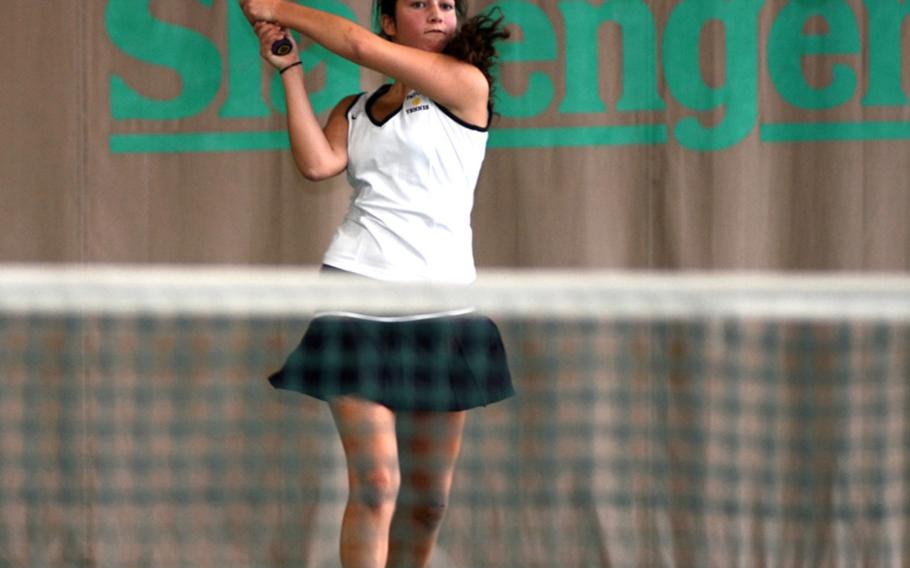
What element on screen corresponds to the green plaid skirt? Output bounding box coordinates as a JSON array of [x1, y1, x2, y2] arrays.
[[268, 313, 515, 411]]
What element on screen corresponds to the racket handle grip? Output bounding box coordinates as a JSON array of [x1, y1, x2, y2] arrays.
[[271, 36, 293, 56]]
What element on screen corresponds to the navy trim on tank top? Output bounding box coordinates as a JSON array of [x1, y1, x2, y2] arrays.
[[364, 84, 399, 126], [344, 92, 365, 118]]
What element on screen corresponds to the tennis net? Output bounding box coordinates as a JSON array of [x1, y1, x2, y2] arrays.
[[1, 265, 908, 567]]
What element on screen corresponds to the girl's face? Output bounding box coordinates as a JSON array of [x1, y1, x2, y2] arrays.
[[382, 0, 458, 53]]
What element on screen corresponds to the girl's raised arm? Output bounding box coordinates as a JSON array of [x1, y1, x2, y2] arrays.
[[241, 0, 489, 123], [254, 21, 352, 181]]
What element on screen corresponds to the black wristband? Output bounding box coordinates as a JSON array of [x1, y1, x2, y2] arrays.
[[279, 61, 302, 75]]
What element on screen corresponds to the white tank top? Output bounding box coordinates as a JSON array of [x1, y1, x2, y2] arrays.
[[322, 84, 489, 283]]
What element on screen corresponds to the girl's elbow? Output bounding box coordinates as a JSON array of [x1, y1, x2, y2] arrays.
[[297, 161, 343, 182], [291, 141, 346, 181], [347, 30, 372, 66], [299, 166, 330, 182]]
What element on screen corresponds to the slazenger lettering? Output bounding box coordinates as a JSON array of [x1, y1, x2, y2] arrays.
[[105, 0, 910, 153]]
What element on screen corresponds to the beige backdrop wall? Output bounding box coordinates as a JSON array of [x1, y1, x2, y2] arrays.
[[2, 2, 910, 566], [3, 0, 908, 270]]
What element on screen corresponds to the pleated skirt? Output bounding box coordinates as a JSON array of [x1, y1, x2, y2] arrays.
[[268, 313, 515, 411]]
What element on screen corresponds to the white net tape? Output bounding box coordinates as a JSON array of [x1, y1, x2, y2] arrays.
[[1, 264, 909, 320]]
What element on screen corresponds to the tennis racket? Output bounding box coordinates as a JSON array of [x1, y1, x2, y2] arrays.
[[271, 36, 293, 56]]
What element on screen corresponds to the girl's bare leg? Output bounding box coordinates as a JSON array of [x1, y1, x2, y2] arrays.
[[386, 410, 466, 568], [329, 396, 400, 568]]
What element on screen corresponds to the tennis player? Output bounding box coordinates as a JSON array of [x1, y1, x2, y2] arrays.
[[240, 0, 514, 565]]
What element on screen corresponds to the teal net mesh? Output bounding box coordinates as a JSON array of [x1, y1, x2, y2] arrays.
[[1, 267, 909, 566]]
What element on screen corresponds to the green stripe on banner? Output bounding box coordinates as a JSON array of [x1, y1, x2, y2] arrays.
[[111, 125, 669, 153], [110, 131, 291, 153], [488, 125, 668, 148], [110, 122, 910, 152], [762, 121, 910, 142]]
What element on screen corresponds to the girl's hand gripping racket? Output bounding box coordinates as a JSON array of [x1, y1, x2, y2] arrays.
[[271, 35, 293, 56]]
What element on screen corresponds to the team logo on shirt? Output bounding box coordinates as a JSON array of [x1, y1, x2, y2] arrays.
[[406, 96, 429, 115]]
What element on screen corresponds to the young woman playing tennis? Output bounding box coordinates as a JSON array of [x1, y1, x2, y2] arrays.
[[239, 0, 513, 566]]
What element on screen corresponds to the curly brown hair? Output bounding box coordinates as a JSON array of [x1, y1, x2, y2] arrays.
[[373, 1, 510, 105]]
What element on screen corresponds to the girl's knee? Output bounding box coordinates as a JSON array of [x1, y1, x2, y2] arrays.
[[350, 467, 400, 510], [398, 492, 449, 532], [410, 500, 448, 531]]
